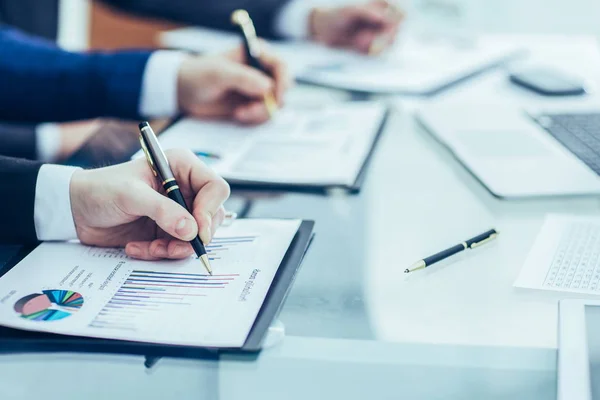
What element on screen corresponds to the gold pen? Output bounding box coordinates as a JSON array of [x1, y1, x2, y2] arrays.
[[405, 229, 499, 273], [138, 121, 213, 275], [368, 1, 404, 56], [231, 9, 278, 117]]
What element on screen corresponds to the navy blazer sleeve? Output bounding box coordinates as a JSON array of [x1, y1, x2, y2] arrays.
[[100, 0, 292, 39], [0, 156, 42, 243], [0, 26, 153, 123], [0, 123, 37, 160]]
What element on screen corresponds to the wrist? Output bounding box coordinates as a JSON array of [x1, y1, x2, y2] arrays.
[[69, 169, 93, 241], [176, 54, 201, 115]]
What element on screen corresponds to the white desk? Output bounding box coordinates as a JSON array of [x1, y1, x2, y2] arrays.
[[0, 337, 556, 400], [371, 35, 600, 349]]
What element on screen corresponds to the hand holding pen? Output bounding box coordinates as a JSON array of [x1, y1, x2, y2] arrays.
[[137, 122, 232, 273], [177, 42, 290, 124], [231, 9, 290, 118], [69, 145, 230, 263]]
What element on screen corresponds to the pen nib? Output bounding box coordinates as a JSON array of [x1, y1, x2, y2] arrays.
[[200, 254, 213, 275]]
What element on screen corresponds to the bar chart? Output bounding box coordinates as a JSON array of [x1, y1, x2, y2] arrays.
[[89, 270, 240, 332], [88, 233, 262, 333], [205, 235, 258, 261]]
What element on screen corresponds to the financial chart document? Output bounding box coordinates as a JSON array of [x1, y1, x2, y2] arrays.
[[0, 219, 301, 348], [143, 103, 386, 187], [515, 215, 600, 295]]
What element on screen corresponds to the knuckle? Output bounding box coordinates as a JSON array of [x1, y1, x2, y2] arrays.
[[154, 202, 170, 222], [167, 148, 196, 164], [218, 178, 231, 199]]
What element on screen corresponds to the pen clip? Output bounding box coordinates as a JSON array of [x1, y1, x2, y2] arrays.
[[139, 135, 158, 177], [470, 233, 499, 249]]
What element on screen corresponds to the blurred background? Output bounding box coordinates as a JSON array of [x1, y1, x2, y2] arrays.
[[59, 0, 600, 52]]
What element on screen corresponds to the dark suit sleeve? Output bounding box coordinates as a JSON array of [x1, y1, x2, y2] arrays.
[[0, 156, 42, 244], [0, 123, 37, 160], [0, 0, 59, 40], [0, 26, 152, 123], [100, 0, 292, 39]]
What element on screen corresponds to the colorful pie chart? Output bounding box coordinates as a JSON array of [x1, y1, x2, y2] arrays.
[[14, 290, 84, 321]]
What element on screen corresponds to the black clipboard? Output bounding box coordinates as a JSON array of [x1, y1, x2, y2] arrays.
[[295, 49, 527, 97], [157, 104, 390, 195], [0, 220, 314, 359], [222, 106, 390, 194], [65, 105, 389, 195]]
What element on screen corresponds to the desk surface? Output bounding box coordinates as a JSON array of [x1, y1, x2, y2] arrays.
[[2, 34, 600, 399], [248, 35, 600, 351]]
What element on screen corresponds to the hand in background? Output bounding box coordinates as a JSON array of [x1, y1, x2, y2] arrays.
[[309, 0, 404, 55], [56, 120, 102, 161], [177, 44, 291, 124], [69, 149, 230, 260]]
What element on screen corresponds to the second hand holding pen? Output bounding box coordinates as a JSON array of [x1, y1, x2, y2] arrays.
[[231, 9, 278, 117], [138, 121, 213, 275]]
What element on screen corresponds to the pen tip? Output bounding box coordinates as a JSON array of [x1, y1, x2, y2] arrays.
[[404, 269, 410, 273], [264, 93, 278, 118], [138, 121, 150, 130], [200, 254, 213, 275]]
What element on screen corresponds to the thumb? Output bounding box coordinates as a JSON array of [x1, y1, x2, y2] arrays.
[[345, 5, 387, 26], [223, 62, 274, 98], [133, 185, 199, 241]]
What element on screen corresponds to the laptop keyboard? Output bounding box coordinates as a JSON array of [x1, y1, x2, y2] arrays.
[[536, 113, 600, 174]]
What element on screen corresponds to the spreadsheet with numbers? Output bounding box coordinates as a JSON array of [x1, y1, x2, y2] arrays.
[[515, 214, 600, 295]]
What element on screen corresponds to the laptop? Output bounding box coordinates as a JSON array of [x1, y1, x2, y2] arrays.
[[416, 104, 600, 198]]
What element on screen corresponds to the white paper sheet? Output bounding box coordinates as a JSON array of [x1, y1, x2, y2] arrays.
[[138, 102, 386, 187], [0, 219, 301, 348], [160, 27, 522, 94], [515, 214, 600, 295]]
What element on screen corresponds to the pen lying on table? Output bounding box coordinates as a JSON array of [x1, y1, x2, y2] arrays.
[[405, 229, 499, 273], [138, 121, 213, 275]]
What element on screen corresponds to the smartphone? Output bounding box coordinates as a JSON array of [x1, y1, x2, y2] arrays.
[[509, 67, 587, 96]]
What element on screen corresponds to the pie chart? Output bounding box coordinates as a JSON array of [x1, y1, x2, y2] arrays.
[[14, 290, 84, 321]]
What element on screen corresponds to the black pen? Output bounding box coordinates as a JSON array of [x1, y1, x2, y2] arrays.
[[138, 121, 213, 275], [230, 9, 278, 117], [405, 229, 499, 273]]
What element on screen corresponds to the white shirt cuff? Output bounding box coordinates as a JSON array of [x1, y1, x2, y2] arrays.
[[36, 123, 62, 162], [34, 165, 81, 241], [139, 50, 187, 117], [274, 0, 318, 39]]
